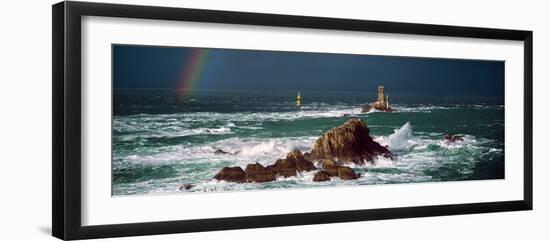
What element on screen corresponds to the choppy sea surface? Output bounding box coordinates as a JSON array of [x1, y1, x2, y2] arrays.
[[112, 89, 504, 196]]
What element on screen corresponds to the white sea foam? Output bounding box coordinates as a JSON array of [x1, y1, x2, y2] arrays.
[[372, 122, 484, 153], [160, 127, 231, 138], [391, 104, 502, 113], [113, 106, 367, 144], [212, 137, 317, 167], [239, 140, 282, 156], [114, 106, 364, 128], [371, 156, 397, 168], [392, 105, 454, 113], [115, 136, 318, 168]]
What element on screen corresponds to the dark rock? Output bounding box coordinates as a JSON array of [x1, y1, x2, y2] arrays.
[[303, 152, 312, 162], [336, 166, 359, 180], [313, 171, 331, 182], [309, 118, 393, 165], [286, 150, 316, 172], [214, 149, 230, 155], [320, 159, 339, 176], [319, 159, 359, 179], [214, 166, 246, 183], [179, 183, 194, 190], [373, 102, 394, 112], [267, 150, 316, 178], [213, 151, 317, 183], [245, 163, 276, 182], [444, 134, 463, 142], [267, 158, 299, 178], [321, 159, 337, 169], [323, 167, 339, 177]]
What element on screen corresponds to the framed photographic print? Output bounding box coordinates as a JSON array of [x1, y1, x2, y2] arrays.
[[52, 1, 533, 240]]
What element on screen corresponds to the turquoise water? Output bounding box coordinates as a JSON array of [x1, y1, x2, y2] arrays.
[[112, 89, 504, 196]]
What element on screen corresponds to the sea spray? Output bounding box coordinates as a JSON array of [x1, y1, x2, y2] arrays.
[[388, 122, 413, 151]]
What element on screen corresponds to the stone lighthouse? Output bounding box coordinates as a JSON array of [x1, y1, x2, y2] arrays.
[[377, 84, 386, 103], [361, 84, 393, 112]]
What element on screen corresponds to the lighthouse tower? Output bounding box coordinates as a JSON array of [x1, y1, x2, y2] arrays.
[[377, 84, 386, 103], [362, 84, 392, 113]]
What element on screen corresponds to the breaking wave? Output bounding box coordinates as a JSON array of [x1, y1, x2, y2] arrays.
[[387, 122, 413, 150]]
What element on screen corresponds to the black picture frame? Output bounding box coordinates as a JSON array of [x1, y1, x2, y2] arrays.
[[52, 1, 533, 240]]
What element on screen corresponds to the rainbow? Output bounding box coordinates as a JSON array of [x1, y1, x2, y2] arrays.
[[179, 48, 209, 96]]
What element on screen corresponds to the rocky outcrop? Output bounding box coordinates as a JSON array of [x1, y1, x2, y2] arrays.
[[309, 118, 393, 165], [213, 119, 391, 183], [214, 166, 246, 183], [361, 102, 393, 113], [361, 84, 393, 113], [245, 163, 277, 182], [313, 171, 331, 182]]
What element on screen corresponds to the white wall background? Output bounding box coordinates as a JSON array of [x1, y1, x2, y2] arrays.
[[0, 0, 547, 240]]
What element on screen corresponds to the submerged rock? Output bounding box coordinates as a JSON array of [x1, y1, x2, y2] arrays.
[[313, 171, 331, 182], [245, 163, 276, 182], [444, 134, 463, 142], [214, 166, 246, 183], [179, 183, 194, 191], [310, 118, 393, 165], [214, 149, 230, 155]]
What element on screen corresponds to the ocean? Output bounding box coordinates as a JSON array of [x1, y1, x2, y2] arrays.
[[112, 89, 504, 196]]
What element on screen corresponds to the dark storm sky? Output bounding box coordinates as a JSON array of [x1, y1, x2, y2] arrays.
[[113, 44, 504, 95]]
